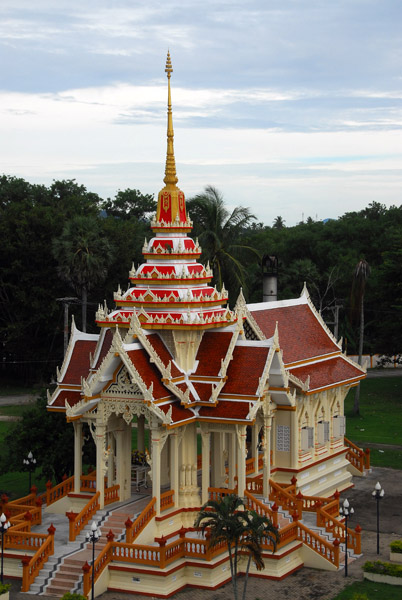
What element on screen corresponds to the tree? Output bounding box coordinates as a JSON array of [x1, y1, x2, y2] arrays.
[[102, 188, 156, 221], [194, 493, 278, 600], [52, 216, 115, 332], [351, 259, 370, 415], [187, 186, 258, 300], [0, 394, 73, 485], [241, 510, 279, 600], [273, 215, 285, 229]]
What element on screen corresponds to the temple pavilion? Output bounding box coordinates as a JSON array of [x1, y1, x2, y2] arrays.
[[45, 53, 367, 596]]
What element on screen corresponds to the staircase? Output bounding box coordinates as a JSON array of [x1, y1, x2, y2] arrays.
[[27, 502, 140, 597]]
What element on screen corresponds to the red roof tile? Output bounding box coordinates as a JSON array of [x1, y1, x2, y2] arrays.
[[223, 346, 269, 396], [126, 348, 171, 400], [195, 331, 233, 377], [146, 334, 181, 378], [62, 340, 97, 385], [199, 400, 251, 420], [50, 389, 82, 408], [94, 329, 113, 370], [290, 356, 364, 392], [159, 402, 195, 424], [250, 303, 339, 365], [191, 381, 213, 403]]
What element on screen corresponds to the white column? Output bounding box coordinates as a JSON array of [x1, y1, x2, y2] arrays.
[[252, 425, 259, 474], [291, 408, 299, 469], [151, 426, 162, 514], [263, 417, 272, 499], [170, 432, 179, 505], [201, 429, 210, 504], [137, 415, 145, 453], [73, 421, 83, 493], [228, 431, 236, 490], [107, 432, 115, 488], [95, 423, 106, 508], [236, 425, 247, 498]]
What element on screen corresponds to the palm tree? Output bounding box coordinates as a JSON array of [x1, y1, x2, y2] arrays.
[[351, 259, 371, 415], [194, 493, 247, 599], [194, 494, 278, 600], [273, 215, 285, 229], [241, 510, 279, 600], [52, 215, 114, 332], [187, 186, 258, 299]]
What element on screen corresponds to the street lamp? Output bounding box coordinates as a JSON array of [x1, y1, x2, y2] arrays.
[[372, 481, 385, 555], [339, 498, 354, 577], [23, 451, 36, 494], [0, 513, 11, 583], [86, 520, 101, 600]]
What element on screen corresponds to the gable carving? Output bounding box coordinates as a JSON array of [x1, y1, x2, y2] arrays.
[[105, 365, 143, 398]]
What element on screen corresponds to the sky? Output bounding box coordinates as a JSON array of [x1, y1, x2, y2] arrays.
[[1, 0, 401, 226]]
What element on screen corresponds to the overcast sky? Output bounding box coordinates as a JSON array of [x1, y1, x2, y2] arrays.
[[1, 0, 401, 225]]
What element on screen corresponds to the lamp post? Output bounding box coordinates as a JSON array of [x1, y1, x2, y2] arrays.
[[86, 520, 101, 600], [0, 513, 11, 583], [23, 451, 36, 494], [339, 498, 354, 577], [372, 481, 385, 555]]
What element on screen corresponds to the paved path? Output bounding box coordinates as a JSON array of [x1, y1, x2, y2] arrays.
[[7, 465, 402, 600]]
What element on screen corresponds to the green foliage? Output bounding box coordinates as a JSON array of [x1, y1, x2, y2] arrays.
[[363, 560, 402, 577], [60, 593, 87, 600], [390, 540, 402, 554], [331, 579, 401, 599], [0, 393, 75, 484], [102, 188, 156, 220], [194, 493, 278, 600], [0, 583, 11, 595]]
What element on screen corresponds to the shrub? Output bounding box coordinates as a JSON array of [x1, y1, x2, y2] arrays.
[[363, 560, 402, 577], [390, 540, 402, 554], [60, 594, 87, 600], [0, 583, 11, 595]]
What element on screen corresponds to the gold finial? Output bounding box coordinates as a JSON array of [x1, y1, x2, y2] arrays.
[[164, 51, 178, 186], [165, 50, 173, 77]]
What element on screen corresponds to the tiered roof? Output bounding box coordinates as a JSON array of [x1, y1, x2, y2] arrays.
[[95, 52, 235, 332]]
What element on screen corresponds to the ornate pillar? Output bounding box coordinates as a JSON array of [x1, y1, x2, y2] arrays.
[[107, 431, 115, 488], [73, 421, 83, 493], [200, 426, 210, 504], [236, 425, 247, 497], [262, 398, 273, 499]]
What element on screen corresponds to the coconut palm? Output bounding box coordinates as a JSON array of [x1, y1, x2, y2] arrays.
[[52, 215, 114, 332], [351, 259, 371, 415], [194, 493, 247, 599], [240, 510, 279, 600], [187, 186, 258, 299], [194, 494, 278, 600]]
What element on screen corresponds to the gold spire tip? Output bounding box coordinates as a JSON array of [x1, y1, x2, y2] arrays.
[[165, 51, 173, 77]]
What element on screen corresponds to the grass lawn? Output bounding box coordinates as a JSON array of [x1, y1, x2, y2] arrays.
[[345, 376, 402, 446], [0, 404, 31, 417], [331, 579, 402, 599]]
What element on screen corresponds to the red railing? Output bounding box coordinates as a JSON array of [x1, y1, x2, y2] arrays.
[[104, 485, 120, 506], [160, 490, 174, 511], [21, 529, 55, 592], [67, 491, 100, 542], [126, 497, 156, 544], [344, 437, 370, 472]]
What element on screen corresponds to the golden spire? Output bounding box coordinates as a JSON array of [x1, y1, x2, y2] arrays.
[[163, 51, 178, 187]]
